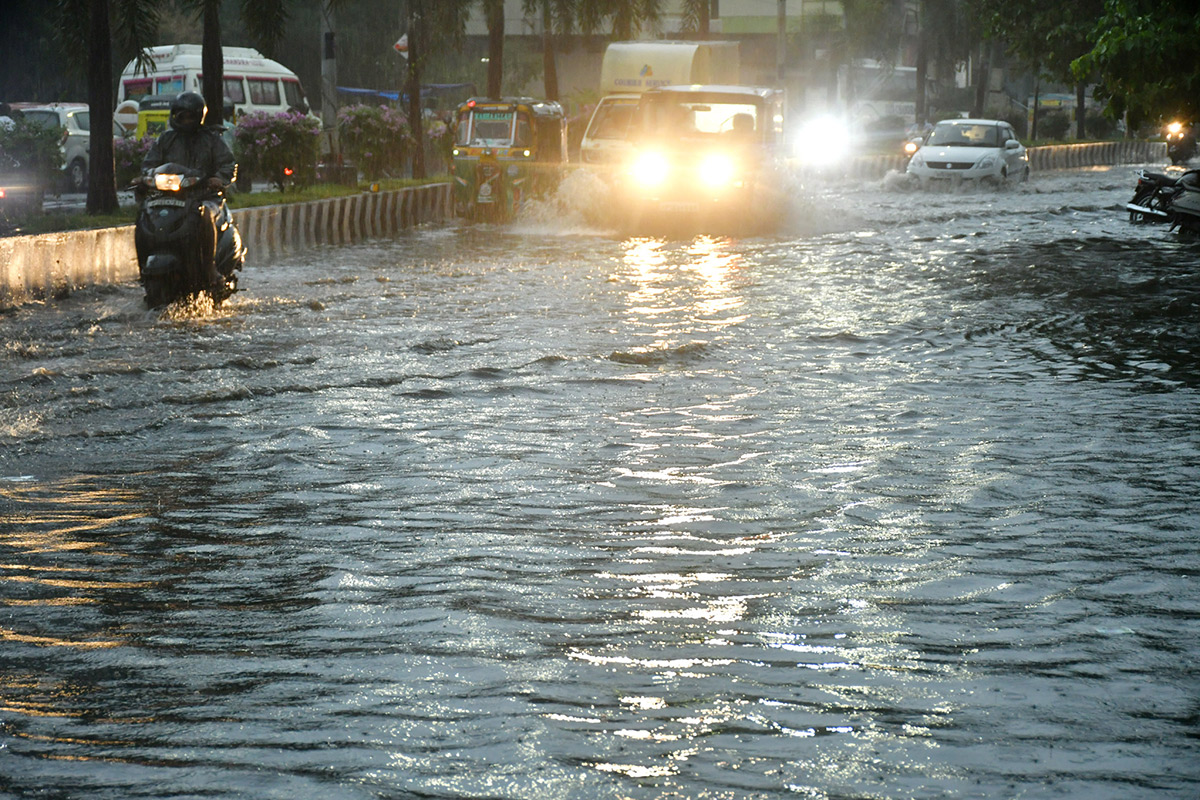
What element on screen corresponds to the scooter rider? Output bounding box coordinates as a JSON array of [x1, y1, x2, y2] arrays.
[[141, 91, 236, 286]]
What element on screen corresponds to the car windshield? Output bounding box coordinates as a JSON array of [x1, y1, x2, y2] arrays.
[[587, 101, 636, 140], [638, 98, 761, 141], [927, 123, 1000, 147]]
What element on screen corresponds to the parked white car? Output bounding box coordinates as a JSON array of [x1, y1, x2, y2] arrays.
[[16, 103, 126, 193], [907, 118, 1029, 186]]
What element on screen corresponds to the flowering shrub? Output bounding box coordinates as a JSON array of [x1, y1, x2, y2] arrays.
[[114, 134, 154, 187], [232, 111, 321, 191], [425, 114, 455, 173], [338, 104, 411, 181]]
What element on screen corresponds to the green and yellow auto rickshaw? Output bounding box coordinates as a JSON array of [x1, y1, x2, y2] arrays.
[[135, 94, 176, 139], [451, 96, 568, 222]]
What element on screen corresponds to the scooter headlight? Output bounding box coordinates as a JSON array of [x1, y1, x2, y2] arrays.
[[1167, 121, 1183, 136], [154, 173, 185, 191], [630, 151, 669, 188], [699, 153, 736, 188]]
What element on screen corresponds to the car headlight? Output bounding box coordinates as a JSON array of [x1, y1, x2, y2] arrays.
[[909, 152, 925, 168], [699, 153, 736, 188], [630, 151, 669, 188], [976, 156, 996, 170]]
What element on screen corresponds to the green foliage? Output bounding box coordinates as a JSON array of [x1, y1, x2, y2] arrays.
[[0, 118, 65, 191], [232, 111, 321, 192], [337, 105, 412, 182], [1038, 111, 1071, 140], [1072, 0, 1200, 125], [1085, 110, 1118, 139]]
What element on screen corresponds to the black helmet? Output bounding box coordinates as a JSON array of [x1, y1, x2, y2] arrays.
[[170, 91, 207, 133]]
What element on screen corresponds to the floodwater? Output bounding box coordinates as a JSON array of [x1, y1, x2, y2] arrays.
[[2, 166, 1198, 799]]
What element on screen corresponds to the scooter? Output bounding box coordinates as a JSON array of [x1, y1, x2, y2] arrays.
[[134, 163, 245, 308], [1125, 169, 1192, 223], [1166, 170, 1200, 235], [1166, 121, 1196, 166]]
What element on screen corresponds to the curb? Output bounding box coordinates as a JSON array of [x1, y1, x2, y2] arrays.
[[0, 183, 454, 310]]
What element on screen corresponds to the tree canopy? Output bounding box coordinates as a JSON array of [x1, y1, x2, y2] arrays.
[[1071, 0, 1200, 125]]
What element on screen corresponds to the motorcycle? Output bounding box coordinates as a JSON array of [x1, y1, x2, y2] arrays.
[[134, 162, 245, 308], [1125, 168, 1192, 223], [1166, 170, 1200, 235], [1166, 121, 1196, 165]]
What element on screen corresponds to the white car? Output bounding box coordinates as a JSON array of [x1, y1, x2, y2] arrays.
[[907, 118, 1029, 186], [16, 103, 126, 193]]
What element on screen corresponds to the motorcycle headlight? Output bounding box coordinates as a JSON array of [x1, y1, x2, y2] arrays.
[[1167, 121, 1183, 136], [630, 151, 669, 188], [154, 173, 184, 191], [699, 153, 736, 188]]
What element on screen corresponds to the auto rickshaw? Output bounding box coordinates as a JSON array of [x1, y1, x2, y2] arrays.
[[135, 94, 176, 139], [450, 96, 568, 222]]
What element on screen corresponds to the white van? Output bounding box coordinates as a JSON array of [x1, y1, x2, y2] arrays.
[[117, 44, 312, 119], [581, 40, 740, 166]]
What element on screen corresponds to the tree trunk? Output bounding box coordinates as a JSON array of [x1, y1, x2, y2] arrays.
[[541, 2, 558, 101], [87, 0, 117, 214], [915, 36, 928, 124], [486, 0, 504, 99], [972, 42, 990, 119], [1075, 82, 1086, 139], [202, 0, 224, 126], [1031, 80, 1040, 140], [406, 0, 425, 179]]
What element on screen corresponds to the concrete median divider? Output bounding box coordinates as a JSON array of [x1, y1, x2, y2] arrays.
[[1, 182, 453, 309], [841, 140, 1169, 180]]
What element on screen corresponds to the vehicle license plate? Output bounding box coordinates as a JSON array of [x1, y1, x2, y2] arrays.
[[148, 198, 187, 208]]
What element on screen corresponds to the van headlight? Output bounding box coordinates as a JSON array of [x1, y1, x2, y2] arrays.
[[630, 151, 669, 188], [699, 153, 736, 188]]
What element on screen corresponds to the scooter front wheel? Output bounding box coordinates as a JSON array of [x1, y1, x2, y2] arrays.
[[143, 276, 177, 309]]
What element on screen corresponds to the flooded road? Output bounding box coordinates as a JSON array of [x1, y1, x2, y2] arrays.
[[2, 165, 1199, 799]]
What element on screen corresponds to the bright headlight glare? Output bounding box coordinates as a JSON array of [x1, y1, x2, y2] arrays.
[[154, 173, 184, 191], [1168, 121, 1183, 135], [700, 153, 736, 187], [793, 115, 851, 164], [631, 152, 669, 186]]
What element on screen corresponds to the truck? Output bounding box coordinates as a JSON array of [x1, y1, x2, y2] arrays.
[[580, 40, 739, 166]]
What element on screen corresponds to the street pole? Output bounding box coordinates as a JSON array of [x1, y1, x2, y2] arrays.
[[777, 0, 786, 83], [320, 2, 338, 157]]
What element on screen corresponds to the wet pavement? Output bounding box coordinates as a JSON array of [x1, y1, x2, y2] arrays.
[[1, 165, 1198, 799]]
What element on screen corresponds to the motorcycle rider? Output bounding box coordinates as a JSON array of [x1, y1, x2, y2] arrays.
[[141, 91, 236, 287]]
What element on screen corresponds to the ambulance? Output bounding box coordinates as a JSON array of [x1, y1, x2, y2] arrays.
[[117, 44, 312, 120]]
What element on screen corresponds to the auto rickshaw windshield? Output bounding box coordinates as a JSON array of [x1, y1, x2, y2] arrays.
[[456, 109, 532, 147]]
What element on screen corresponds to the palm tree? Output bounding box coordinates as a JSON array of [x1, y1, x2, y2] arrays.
[[55, 0, 159, 214], [403, 0, 472, 178]]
